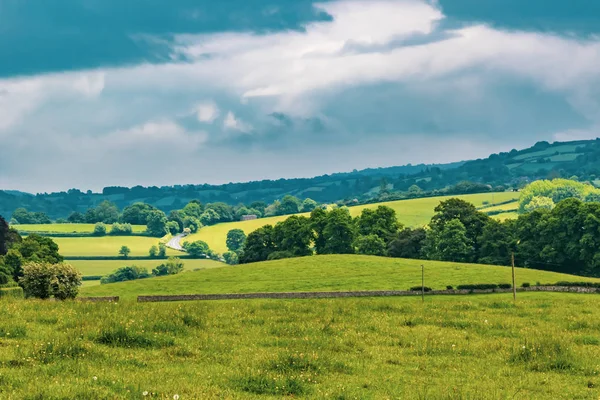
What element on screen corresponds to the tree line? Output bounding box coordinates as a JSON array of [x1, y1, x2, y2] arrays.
[[237, 197, 600, 277]]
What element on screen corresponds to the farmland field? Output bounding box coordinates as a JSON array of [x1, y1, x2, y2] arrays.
[[52, 236, 180, 257], [70, 258, 224, 277], [80, 254, 599, 300], [1, 293, 599, 398], [12, 223, 147, 233], [185, 192, 518, 253]]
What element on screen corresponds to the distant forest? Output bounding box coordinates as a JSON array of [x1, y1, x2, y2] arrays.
[[2, 138, 600, 219]]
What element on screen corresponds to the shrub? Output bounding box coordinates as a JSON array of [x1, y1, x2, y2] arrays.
[[0, 287, 24, 299], [93, 223, 107, 236], [20, 262, 81, 300], [522, 282, 531, 288], [553, 281, 600, 289], [149, 245, 158, 258], [152, 257, 184, 276], [498, 283, 512, 289], [109, 223, 132, 236], [456, 284, 499, 291], [186, 240, 210, 258], [100, 266, 150, 284], [410, 286, 432, 292], [158, 243, 167, 257], [223, 251, 239, 265], [446, 285, 454, 290]]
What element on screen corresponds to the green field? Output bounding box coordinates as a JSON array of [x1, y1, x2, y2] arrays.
[[1, 293, 599, 398], [70, 258, 225, 277], [185, 192, 519, 254], [12, 223, 147, 233], [80, 254, 599, 299], [53, 236, 180, 257]]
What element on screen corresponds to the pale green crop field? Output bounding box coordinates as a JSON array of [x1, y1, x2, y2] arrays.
[[12, 223, 146, 233], [185, 192, 519, 253], [80, 254, 598, 300], [53, 236, 180, 257], [70, 258, 225, 277]]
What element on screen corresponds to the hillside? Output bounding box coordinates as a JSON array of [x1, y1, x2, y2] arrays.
[[184, 192, 518, 253], [2, 138, 600, 219], [80, 254, 599, 299]]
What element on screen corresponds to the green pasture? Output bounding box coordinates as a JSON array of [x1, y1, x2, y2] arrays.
[[12, 223, 146, 234], [80, 254, 598, 300], [185, 192, 518, 253], [70, 258, 224, 277], [1, 293, 599, 398], [53, 236, 179, 257], [512, 144, 581, 160]]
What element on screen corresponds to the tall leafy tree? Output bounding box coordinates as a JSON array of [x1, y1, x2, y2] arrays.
[[272, 216, 313, 257], [239, 225, 276, 264], [226, 229, 247, 252], [310, 208, 328, 255], [121, 203, 156, 225], [425, 219, 473, 262], [322, 208, 355, 254], [387, 228, 427, 259], [355, 206, 400, 242], [146, 210, 168, 237]]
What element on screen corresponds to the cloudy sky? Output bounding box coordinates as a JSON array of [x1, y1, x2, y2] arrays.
[[1, 0, 600, 192]]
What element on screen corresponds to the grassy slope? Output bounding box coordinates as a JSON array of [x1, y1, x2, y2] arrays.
[[81, 254, 599, 299], [1, 293, 599, 398], [186, 192, 519, 253], [12, 223, 146, 233], [70, 258, 224, 277], [53, 236, 180, 257]]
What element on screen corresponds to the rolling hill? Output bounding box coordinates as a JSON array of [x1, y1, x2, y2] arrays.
[[80, 254, 599, 299], [2, 138, 600, 220], [184, 192, 519, 254]]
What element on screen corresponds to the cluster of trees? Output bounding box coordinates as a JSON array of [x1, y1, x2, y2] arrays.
[[93, 222, 133, 236], [238, 197, 600, 277], [1, 215, 80, 299], [10, 208, 52, 224], [518, 178, 600, 213], [100, 257, 184, 284]]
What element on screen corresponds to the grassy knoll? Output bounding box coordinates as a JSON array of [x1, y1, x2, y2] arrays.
[[70, 258, 224, 277], [1, 293, 600, 398], [12, 223, 146, 233], [53, 236, 180, 258], [80, 255, 599, 299], [186, 192, 518, 253]]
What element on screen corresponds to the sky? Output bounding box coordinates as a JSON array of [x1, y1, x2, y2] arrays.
[[1, 0, 600, 192]]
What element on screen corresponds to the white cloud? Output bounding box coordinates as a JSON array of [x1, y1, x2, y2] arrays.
[[223, 111, 252, 132], [196, 101, 219, 123]]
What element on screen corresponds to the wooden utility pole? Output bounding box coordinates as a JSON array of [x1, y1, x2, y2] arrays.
[[511, 252, 516, 301], [421, 264, 425, 303]]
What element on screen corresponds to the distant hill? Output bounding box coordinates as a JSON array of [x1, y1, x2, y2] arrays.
[[1, 138, 599, 219]]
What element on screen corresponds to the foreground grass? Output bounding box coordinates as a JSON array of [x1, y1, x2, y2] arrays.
[[186, 192, 518, 253], [80, 255, 599, 299], [71, 259, 225, 277], [12, 223, 146, 233], [53, 236, 180, 257], [0, 293, 599, 398]]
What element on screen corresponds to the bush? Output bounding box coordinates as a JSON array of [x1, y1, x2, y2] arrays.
[[498, 283, 512, 289], [0, 287, 24, 299], [446, 285, 454, 290], [152, 257, 184, 276], [93, 223, 107, 236], [158, 243, 167, 257], [149, 245, 158, 258], [410, 286, 432, 292], [522, 282, 531, 288], [223, 251, 239, 265], [553, 281, 600, 289], [166, 221, 181, 235], [109, 223, 132, 236], [101, 266, 150, 284], [20, 262, 81, 300], [456, 284, 499, 291], [186, 240, 210, 258]]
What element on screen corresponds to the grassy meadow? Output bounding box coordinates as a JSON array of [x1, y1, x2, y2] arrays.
[[185, 192, 519, 254], [53, 237, 180, 258], [79, 255, 599, 300], [1, 293, 599, 398], [12, 223, 147, 234]]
